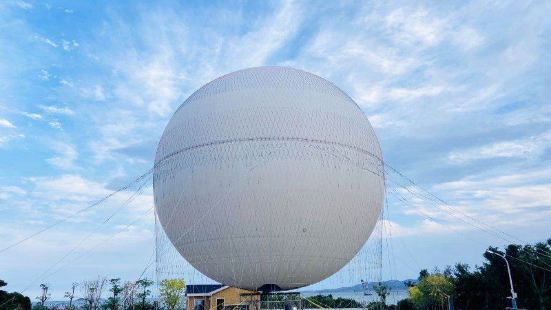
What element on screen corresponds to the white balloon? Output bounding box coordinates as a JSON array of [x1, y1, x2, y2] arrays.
[[154, 67, 384, 291]]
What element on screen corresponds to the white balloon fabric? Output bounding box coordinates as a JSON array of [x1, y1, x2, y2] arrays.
[[153, 67, 384, 291]]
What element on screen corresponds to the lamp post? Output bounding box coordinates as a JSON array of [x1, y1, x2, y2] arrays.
[[487, 250, 518, 309]]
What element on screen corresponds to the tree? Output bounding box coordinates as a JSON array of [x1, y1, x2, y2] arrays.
[[36, 284, 50, 307], [135, 279, 154, 310], [408, 271, 453, 310], [64, 283, 78, 310], [159, 279, 185, 310], [374, 283, 390, 306], [365, 301, 387, 310], [121, 281, 137, 310], [304, 295, 362, 308], [418, 269, 429, 280], [404, 239, 551, 309], [0, 280, 31, 310], [395, 298, 414, 310], [450, 263, 485, 309], [83, 278, 107, 310], [442, 241, 551, 309], [103, 278, 123, 310], [513, 241, 551, 309]]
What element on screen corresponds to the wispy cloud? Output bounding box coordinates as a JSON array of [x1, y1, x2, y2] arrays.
[[38, 69, 50, 80], [448, 131, 551, 164], [22, 112, 42, 120], [59, 79, 74, 87], [48, 120, 62, 130], [80, 85, 106, 101], [425, 164, 551, 232], [39, 105, 75, 115], [34, 35, 58, 48], [0, 118, 16, 128], [384, 8, 446, 48], [62, 40, 79, 51], [46, 142, 79, 171], [15, 0, 32, 10]]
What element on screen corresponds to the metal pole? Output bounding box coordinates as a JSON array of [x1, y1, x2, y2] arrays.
[[487, 250, 518, 309]]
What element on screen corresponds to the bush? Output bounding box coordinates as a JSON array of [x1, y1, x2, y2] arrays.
[[395, 298, 414, 310]]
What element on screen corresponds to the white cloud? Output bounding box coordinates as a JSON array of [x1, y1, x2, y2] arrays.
[[452, 26, 484, 51], [39, 69, 50, 80], [419, 166, 551, 232], [436, 166, 551, 192], [382, 218, 470, 238], [62, 40, 79, 51], [34, 35, 58, 48], [27, 175, 110, 205], [343, 43, 421, 76], [39, 105, 75, 115], [0, 186, 26, 201], [227, 0, 302, 67], [384, 8, 446, 48], [368, 113, 402, 130], [60, 79, 74, 87], [48, 120, 62, 130], [0, 133, 25, 147], [15, 1, 32, 9], [80, 85, 106, 101], [448, 131, 551, 164], [46, 142, 79, 171], [22, 112, 42, 120], [79, 0, 305, 164], [0, 118, 16, 128], [387, 85, 447, 101]]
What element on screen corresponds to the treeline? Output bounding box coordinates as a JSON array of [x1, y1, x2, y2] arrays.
[[376, 238, 551, 310], [0, 278, 186, 310], [3, 238, 550, 310], [305, 295, 363, 308]]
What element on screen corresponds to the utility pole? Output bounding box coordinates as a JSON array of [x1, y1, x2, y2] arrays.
[[487, 250, 518, 309]]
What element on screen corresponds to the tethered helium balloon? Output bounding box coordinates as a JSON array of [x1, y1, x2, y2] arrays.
[[153, 66, 384, 291]]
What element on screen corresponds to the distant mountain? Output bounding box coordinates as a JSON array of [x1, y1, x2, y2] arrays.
[[301, 279, 417, 294]]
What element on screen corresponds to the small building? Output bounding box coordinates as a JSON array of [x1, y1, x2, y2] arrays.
[[186, 285, 260, 310]]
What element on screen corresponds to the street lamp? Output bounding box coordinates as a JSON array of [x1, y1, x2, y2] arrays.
[[487, 249, 518, 309]]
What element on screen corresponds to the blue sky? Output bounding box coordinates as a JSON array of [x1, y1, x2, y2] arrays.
[[1, 0, 550, 299]]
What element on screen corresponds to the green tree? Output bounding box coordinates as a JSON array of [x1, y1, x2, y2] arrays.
[[374, 283, 390, 307], [103, 279, 123, 310], [450, 263, 485, 309], [409, 271, 453, 309], [305, 295, 362, 308], [365, 301, 387, 310], [135, 279, 154, 310], [159, 279, 185, 310], [395, 298, 414, 310], [407, 239, 551, 309], [0, 280, 31, 310], [455, 240, 551, 309]]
